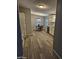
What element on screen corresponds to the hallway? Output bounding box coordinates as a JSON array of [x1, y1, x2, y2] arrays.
[[30, 31, 53, 59], [18, 0, 62, 59]]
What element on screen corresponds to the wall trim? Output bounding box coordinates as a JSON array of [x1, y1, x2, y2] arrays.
[[53, 49, 62, 59]]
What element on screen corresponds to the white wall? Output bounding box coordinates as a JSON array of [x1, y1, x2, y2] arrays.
[[43, 16, 48, 32]]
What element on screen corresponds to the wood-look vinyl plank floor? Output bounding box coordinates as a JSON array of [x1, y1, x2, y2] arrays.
[[30, 31, 54, 59]]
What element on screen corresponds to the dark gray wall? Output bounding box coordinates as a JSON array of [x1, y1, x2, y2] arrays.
[[17, 6, 23, 57], [53, 0, 62, 58]]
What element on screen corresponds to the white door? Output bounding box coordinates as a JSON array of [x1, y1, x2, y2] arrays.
[[19, 12, 26, 48]]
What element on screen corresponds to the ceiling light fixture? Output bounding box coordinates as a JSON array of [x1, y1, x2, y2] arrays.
[[39, 5, 44, 8], [36, 3, 47, 9]]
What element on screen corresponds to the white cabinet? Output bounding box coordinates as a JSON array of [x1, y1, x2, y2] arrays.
[[48, 15, 56, 35]]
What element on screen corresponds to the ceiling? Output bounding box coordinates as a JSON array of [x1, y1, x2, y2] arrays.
[[18, 0, 57, 16]]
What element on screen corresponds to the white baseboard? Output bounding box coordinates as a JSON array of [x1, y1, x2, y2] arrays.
[[53, 49, 62, 59]]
